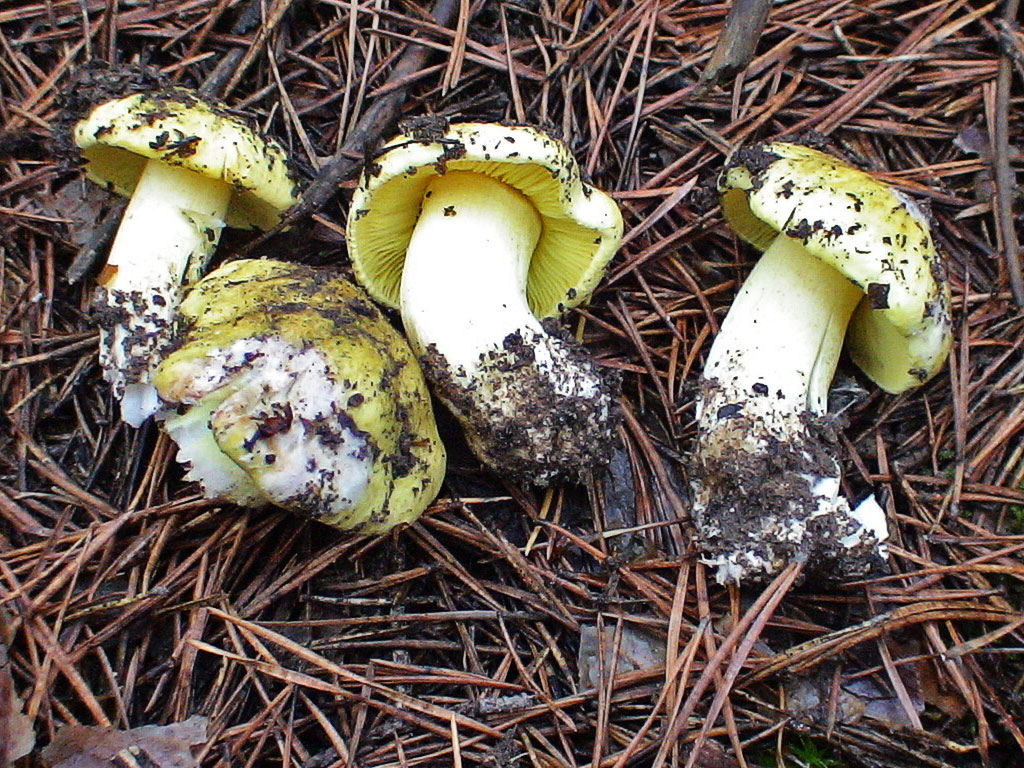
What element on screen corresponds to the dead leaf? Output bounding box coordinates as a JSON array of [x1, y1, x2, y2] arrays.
[[578, 623, 666, 689], [953, 125, 991, 157], [918, 659, 969, 719], [690, 741, 743, 768], [0, 610, 35, 768], [785, 668, 924, 729], [40, 717, 208, 768], [37, 177, 118, 248]]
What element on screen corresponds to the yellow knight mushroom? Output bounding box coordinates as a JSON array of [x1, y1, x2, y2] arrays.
[[73, 89, 298, 426], [347, 121, 624, 485], [695, 142, 953, 583]]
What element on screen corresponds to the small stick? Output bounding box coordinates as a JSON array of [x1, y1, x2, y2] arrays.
[[698, 0, 771, 89], [196, 0, 264, 98], [248, 0, 461, 246], [65, 198, 126, 284], [993, 0, 1022, 305]]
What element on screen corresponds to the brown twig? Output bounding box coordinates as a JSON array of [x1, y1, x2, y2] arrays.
[[247, 0, 462, 247], [993, 0, 1023, 304], [698, 0, 772, 90]]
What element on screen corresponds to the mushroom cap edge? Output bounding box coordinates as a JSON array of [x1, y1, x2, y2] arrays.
[[73, 91, 299, 231]]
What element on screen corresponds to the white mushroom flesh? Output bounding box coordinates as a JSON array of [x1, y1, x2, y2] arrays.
[[695, 233, 888, 583], [152, 258, 447, 532], [157, 336, 373, 522], [98, 159, 231, 426]]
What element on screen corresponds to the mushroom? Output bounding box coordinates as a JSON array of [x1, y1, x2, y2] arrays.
[[153, 259, 447, 533], [346, 121, 623, 485], [694, 141, 952, 583], [73, 89, 298, 426]]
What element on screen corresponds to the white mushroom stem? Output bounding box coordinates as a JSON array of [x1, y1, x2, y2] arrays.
[[401, 172, 604, 394], [400, 172, 544, 371], [700, 233, 862, 424], [99, 160, 231, 426], [399, 171, 610, 483], [695, 233, 888, 583]]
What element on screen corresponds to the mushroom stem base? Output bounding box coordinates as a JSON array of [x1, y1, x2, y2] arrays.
[[692, 402, 886, 584], [693, 234, 885, 583]]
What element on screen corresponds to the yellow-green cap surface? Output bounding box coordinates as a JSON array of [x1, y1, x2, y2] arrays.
[[719, 142, 952, 393], [74, 91, 298, 230]]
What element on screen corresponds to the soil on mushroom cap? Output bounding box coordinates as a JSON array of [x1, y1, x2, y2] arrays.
[[53, 62, 168, 166], [725, 144, 782, 187]]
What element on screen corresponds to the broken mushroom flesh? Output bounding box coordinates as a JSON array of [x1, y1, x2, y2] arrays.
[[695, 142, 952, 583], [152, 259, 446, 533], [347, 122, 624, 485], [73, 90, 298, 427]]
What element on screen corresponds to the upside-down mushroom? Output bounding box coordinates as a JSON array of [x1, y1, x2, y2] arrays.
[[153, 259, 446, 533]]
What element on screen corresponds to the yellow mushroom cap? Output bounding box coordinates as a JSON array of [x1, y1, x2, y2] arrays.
[[346, 121, 624, 319], [74, 90, 299, 230], [153, 259, 446, 533], [719, 142, 952, 393]]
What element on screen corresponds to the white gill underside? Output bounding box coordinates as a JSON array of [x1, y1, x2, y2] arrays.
[[100, 159, 231, 426]]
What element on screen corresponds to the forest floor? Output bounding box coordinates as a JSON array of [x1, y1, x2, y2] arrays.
[[1, 1, 1023, 766]]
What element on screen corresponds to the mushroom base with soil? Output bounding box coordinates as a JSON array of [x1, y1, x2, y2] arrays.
[[692, 233, 888, 583], [399, 171, 617, 485], [94, 158, 230, 426]]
